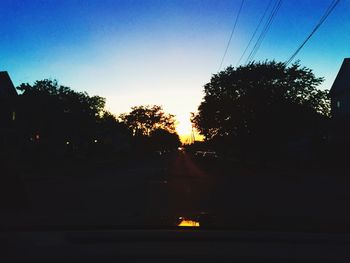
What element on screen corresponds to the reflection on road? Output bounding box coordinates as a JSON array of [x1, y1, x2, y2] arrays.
[[178, 217, 200, 227]]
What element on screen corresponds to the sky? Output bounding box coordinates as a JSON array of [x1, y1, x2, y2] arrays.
[[1, 0, 350, 141]]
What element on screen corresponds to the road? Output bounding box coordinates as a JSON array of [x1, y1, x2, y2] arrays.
[[3, 151, 350, 232], [1, 152, 215, 228], [143, 152, 214, 224]]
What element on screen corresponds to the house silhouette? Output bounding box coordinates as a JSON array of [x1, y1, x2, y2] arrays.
[[0, 71, 17, 123], [329, 58, 350, 149], [330, 58, 350, 119], [0, 71, 18, 150], [0, 71, 17, 99]]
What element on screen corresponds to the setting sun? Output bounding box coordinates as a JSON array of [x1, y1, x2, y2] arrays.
[[176, 114, 192, 142], [176, 114, 204, 144]]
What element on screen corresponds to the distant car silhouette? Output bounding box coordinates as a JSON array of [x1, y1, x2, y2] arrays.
[[194, 151, 205, 157], [195, 151, 218, 159]]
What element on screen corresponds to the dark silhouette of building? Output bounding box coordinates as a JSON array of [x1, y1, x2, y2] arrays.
[[330, 58, 350, 119], [0, 71, 18, 150], [0, 71, 17, 98], [329, 58, 350, 158]]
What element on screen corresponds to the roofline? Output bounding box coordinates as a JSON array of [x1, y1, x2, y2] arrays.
[[330, 58, 350, 93]]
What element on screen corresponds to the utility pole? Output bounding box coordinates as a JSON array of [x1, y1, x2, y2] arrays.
[[191, 125, 196, 144]]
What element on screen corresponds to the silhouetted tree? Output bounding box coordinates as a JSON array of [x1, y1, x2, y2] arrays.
[[91, 111, 131, 158], [192, 61, 330, 162], [120, 105, 176, 136], [150, 128, 181, 151], [15, 79, 131, 163]]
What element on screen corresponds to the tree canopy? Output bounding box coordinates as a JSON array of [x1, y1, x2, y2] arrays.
[[150, 128, 181, 151], [120, 105, 176, 136], [119, 105, 180, 151], [17, 79, 109, 143], [192, 61, 330, 155]]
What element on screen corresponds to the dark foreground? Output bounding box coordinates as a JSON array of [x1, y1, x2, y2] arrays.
[[1, 151, 350, 233], [4, 229, 350, 262]]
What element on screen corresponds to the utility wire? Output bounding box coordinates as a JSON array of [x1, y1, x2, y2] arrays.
[[245, 0, 283, 64], [246, 0, 281, 63], [245, 0, 282, 64], [218, 0, 245, 72], [285, 0, 340, 65], [236, 0, 273, 67]]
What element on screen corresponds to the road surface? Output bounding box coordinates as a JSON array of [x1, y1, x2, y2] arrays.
[[2, 151, 350, 232]]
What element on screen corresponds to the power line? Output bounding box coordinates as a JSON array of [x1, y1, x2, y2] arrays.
[[285, 0, 340, 65], [218, 0, 245, 72], [245, 0, 282, 64], [236, 0, 273, 67], [245, 0, 283, 64]]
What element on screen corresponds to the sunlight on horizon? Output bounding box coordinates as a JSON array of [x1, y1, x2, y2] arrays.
[[175, 113, 204, 143], [176, 114, 192, 143]]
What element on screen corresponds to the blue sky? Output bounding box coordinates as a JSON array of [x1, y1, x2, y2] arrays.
[[1, 0, 349, 138]]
